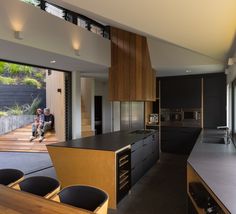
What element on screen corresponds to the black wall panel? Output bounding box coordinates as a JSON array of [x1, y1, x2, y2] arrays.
[[160, 76, 201, 108], [0, 85, 46, 109], [203, 73, 226, 128], [159, 73, 226, 129]]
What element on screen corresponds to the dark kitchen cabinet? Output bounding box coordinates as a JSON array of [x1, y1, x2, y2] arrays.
[[161, 76, 201, 108], [131, 133, 159, 186]]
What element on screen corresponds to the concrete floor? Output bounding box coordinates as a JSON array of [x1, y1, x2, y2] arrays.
[[109, 153, 188, 214]]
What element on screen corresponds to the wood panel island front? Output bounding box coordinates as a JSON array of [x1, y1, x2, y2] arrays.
[[47, 130, 159, 209]]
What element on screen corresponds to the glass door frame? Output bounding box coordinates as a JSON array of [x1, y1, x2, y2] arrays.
[[232, 78, 236, 138]]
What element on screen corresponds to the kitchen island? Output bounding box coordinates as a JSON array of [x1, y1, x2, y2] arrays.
[[187, 129, 236, 213], [47, 130, 159, 209]]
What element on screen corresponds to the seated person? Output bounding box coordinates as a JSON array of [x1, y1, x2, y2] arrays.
[[30, 108, 44, 141], [38, 108, 54, 142]]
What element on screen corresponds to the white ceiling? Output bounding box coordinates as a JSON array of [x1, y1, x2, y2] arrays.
[[0, 39, 108, 73], [48, 0, 236, 77]]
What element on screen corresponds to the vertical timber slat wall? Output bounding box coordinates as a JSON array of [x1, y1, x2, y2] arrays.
[[109, 27, 156, 101]]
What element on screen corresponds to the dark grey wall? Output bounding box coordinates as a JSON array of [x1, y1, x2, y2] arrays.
[[159, 73, 226, 128], [0, 85, 46, 110], [160, 76, 201, 108], [203, 74, 226, 128]]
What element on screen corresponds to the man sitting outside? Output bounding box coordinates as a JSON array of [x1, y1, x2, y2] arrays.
[[39, 108, 54, 142]]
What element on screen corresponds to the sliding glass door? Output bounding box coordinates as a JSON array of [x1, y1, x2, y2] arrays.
[[232, 79, 236, 137]]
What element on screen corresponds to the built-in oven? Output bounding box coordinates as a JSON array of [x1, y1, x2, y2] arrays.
[[183, 111, 200, 120], [116, 148, 131, 203]]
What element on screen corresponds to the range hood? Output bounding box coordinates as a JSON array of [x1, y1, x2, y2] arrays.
[[109, 27, 156, 101]]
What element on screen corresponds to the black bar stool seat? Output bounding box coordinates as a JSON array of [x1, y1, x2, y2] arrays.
[[52, 185, 109, 214], [12, 176, 60, 199], [0, 168, 24, 187]]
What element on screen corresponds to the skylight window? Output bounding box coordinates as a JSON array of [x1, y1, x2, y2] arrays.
[[45, 3, 65, 19], [77, 18, 87, 29], [21, 0, 40, 7]]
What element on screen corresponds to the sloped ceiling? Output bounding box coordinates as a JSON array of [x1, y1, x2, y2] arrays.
[[49, 0, 236, 62]]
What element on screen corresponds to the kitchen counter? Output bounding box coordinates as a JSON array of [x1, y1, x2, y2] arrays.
[[47, 130, 156, 152], [188, 129, 236, 213], [47, 130, 159, 209]]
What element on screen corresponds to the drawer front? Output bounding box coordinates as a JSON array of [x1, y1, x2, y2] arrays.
[[131, 164, 143, 186], [131, 147, 143, 168], [131, 140, 143, 152]]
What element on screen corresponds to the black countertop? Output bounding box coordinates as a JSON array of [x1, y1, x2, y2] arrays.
[[188, 129, 236, 213], [47, 130, 156, 152]]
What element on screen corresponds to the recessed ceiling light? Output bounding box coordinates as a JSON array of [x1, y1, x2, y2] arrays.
[[50, 60, 56, 64], [186, 70, 191, 73]]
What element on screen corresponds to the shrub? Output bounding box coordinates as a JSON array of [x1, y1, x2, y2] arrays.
[[22, 78, 41, 88], [34, 72, 43, 79], [5, 105, 23, 116], [23, 97, 42, 115], [5, 63, 21, 76], [0, 62, 5, 75], [20, 65, 33, 75], [0, 76, 16, 85], [0, 111, 7, 117]]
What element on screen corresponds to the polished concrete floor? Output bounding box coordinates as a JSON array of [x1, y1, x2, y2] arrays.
[[109, 153, 188, 214]]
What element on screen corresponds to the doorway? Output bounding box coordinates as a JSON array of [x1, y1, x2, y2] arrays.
[[0, 60, 72, 152], [95, 96, 102, 135]]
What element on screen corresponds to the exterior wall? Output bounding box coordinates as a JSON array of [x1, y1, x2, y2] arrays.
[[0, 85, 46, 109], [46, 70, 65, 142], [0, 115, 34, 135]]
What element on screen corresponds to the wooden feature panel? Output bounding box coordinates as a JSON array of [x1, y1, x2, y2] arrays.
[[109, 27, 156, 101], [145, 102, 153, 125], [46, 71, 66, 142], [47, 146, 117, 209], [0, 185, 92, 214], [187, 164, 229, 214]]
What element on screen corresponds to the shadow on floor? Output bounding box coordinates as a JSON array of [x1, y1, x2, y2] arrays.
[[109, 153, 188, 214]]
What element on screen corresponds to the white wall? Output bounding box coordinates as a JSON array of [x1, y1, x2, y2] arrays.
[[81, 78, 95, 131], [46, 71, 66, 141], [0, 0, 110, 70], [72, 71, 81, 139], [95, 80, 112, 133]]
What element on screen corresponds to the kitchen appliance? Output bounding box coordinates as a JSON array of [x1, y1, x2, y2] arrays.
[[116, 148, 131, 203], [149, 113, 159, 123], [120, 102, 144, 130]]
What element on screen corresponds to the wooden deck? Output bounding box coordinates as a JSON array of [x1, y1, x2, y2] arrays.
[[0, 125, 58, 152]]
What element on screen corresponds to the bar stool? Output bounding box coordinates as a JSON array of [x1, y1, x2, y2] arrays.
[[12, 176, 60, 199], [51, 185, 109, 214], [0, 168, 24, 187]]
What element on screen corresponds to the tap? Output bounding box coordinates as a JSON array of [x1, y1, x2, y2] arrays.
[[217, 126, 231, 144]]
